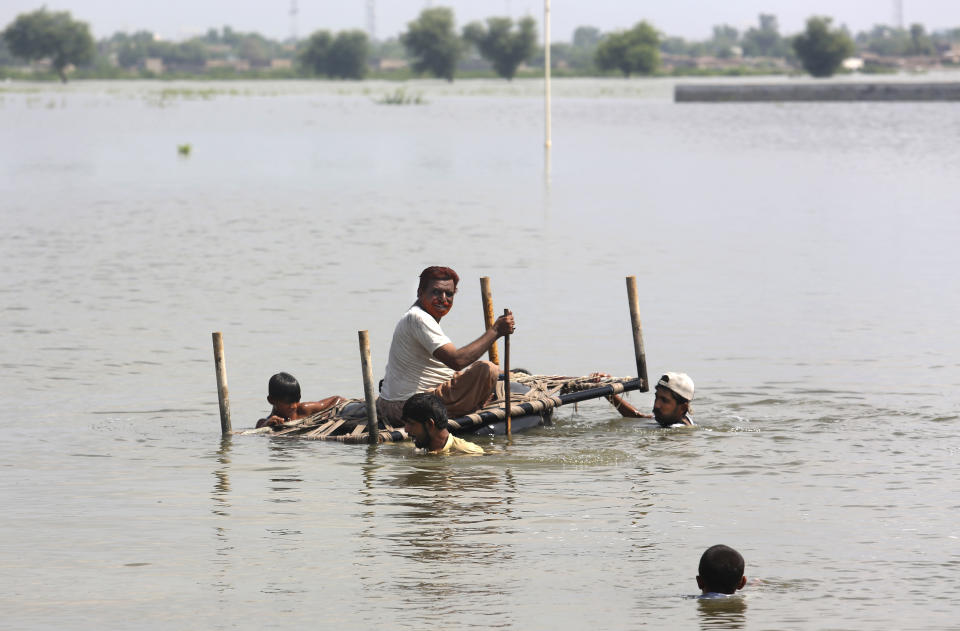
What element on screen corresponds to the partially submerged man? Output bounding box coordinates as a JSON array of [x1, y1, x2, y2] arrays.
[[402, 393, 484, 455], [608, 372, 695, 427], [376, 266, 515, 427]]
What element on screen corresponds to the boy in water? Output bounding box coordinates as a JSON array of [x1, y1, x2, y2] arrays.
[[256, 372, 346, 429], [697, 544, 747, 596]]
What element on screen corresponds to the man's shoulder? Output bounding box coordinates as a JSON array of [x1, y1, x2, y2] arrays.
[[448, 435, 484, 455], [398, 304, 434, 326]]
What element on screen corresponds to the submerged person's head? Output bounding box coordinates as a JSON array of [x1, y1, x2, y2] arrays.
[[416, 266, 459, 320], [401, 392, 448, 449], [268, 372, 301, 416], [653, 372, 694, 427], [697, 544, 746, 595]]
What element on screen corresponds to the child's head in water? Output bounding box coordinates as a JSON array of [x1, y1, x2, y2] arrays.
[[697, 545, 746, 595], [267, 372, 301, 418]]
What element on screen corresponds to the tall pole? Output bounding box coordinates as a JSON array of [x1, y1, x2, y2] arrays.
[[544, 0, 552, 150], [480, 276, 500, 364], [358, 330, 380, 445], [212, 332, 232, 434], [625, 277, 649, 392], [503, 308, 511, 436], [366, 0, 376, 41]]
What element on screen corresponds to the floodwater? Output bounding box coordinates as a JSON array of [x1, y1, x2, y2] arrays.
[[1, 77, 958, 629]]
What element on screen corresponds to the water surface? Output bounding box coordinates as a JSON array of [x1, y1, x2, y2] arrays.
[[1, 77, 958, 629]]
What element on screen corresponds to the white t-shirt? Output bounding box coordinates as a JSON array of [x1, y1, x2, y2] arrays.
[[381, 304, 455, 401]]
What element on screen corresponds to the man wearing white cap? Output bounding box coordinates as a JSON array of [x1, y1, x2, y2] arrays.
[[608, 372, 695, 427]]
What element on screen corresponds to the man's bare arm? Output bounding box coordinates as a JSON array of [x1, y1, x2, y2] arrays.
[[607, 394, 653, 419], [296, 396, 347, 418], [433, 311, 514, 371]]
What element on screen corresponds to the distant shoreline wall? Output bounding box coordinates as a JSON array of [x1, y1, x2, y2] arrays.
[[674, 82, 960, 102]]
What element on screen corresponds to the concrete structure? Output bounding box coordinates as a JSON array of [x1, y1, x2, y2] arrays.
[[675, 82, 960, 102]]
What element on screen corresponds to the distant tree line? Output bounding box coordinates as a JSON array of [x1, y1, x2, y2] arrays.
[[3, 6, 960, 82]]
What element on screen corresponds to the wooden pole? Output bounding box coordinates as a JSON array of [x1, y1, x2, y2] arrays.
[[211, 332, 232, 434], [358, 330, 379, 445], [625, 276, 649, 392], [503, 308, 511, 436], [480, 276, 500, 365]]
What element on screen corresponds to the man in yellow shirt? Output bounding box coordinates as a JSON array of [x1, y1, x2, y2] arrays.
[[401, 393, 484, 455]]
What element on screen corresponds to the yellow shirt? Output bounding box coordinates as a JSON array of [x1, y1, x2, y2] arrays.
[[426, 433, 484, 455]]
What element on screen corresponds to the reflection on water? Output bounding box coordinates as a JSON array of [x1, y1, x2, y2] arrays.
[[697, 596, 747, 629], [211, 435, 234, 598], [383, 461, 517, 564]]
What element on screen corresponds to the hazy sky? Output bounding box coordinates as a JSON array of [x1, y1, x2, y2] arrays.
[[2, 0, 959, 42]]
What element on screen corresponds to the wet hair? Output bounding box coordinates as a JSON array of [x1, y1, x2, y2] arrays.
[[698, 545, 745, 594], [656, 384, 689, 406], [418, 266, 460, 294], [402, 392, 448, 431], [268, 372, 301, 403]]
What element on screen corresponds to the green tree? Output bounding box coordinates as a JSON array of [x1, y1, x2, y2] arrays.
[[299, 30, 369, 79], [113, 30, 154, 68], [238, 35, 270, 65], [400, 7, 462, 81], [299, 30, 333, 75], [909, 23, 934, 55], [793, 16, 854, 77], [2, 8, 95, 82], [462, 16, 536, 80], [742, 14, 786, 57], [573, 26, 602, 49], [708, 24, 740, 58], [327, 30, 369, 79], [161, 40, 207, 69], [0, 36, 18, 66], [595, 21, 660, 77], [856, 25, 909, 57]]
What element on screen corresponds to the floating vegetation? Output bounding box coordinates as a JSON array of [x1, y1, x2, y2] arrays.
[[375, 87, 425, 105], [177, 143, 192, 156], [159, 87, 218, 100]]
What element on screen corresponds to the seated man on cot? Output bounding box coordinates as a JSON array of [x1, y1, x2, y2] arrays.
[[256, 372, 346, 428], [402, 393, 484, 455], [376, 266, 515, 427], [697, 544, 747, 597], [607, 372, 695, 427]]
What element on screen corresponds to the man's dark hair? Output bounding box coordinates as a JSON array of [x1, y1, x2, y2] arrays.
[[656, 384, 689, 405], [268, 372, 301, 403], [698, 545, 745, 594], [418, 266, 460, 293], [402, 392, 448, 431]]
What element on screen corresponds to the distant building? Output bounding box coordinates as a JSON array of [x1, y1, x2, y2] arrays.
[[941, 45, 960, 64], [842, 57, 864, 71], [377, 58, 409, 71], [270, 59, 293, 70], [144, 58, 164, 74]]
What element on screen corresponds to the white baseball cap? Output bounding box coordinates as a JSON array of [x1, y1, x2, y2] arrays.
[[656, 372, 694, 402]]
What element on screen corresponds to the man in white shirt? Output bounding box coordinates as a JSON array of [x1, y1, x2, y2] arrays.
[[377, 266, 515, 427]]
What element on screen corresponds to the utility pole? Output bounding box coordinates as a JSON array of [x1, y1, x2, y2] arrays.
[[894, 0, 904, 29], [290, 0, 299, 42], [366, 0, 376, 41]]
